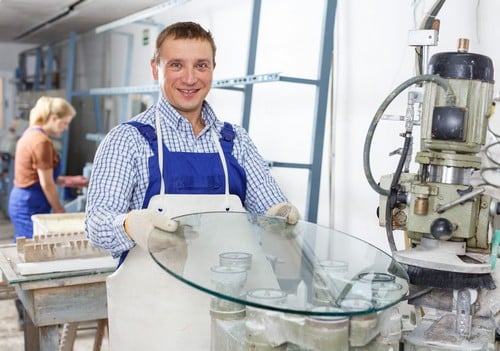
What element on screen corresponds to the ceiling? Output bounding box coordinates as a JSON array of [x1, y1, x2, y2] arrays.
[[0, 0, 172, 44]]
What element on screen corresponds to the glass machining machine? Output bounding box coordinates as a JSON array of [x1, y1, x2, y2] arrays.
[[364, 37, 500, 350]]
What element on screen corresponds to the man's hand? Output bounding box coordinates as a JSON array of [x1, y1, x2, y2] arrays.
[[266, 202, 300, 224], [124, 209, 178, 250]]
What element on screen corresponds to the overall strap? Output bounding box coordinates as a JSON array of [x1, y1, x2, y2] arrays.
[[125, 121, 157, 152], [219, 122, 235, 153], [125, 120, 162, 208]]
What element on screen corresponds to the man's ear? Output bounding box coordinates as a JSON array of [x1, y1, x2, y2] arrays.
[[151, 59, 159, 80]]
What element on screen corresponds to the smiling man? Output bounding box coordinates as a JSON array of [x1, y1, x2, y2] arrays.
[[84, 20, 301, 350], [85, 21, 299, 262]]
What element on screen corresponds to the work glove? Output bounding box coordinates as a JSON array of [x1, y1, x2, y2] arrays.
[[124, 209, 179, 251], [266, 202, 300, 225]]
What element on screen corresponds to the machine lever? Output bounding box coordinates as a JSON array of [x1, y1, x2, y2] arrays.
[[436, 187, 485, 214], [389, 148, 403, 156]]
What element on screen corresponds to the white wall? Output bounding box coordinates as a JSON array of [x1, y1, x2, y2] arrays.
[[0, 42, 35, 130], [0, 43, 34, 71]]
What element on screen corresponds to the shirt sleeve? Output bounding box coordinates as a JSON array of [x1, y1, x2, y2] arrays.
[[84, 124, 150, 258], [32, 139, 56, 170], [232, 125, 288, 213]]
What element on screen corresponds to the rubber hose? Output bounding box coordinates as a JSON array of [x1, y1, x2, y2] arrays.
[[385, 132, 412, 253], [363, 74, 450, 196]]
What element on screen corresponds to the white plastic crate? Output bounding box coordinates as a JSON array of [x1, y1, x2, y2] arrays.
[[31, 212, 85, 236]]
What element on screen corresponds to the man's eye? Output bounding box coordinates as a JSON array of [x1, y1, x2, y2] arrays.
[[170, 63, 182, 69]]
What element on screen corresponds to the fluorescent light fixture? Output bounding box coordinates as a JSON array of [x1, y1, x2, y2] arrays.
[[95, 0, 190, 34]]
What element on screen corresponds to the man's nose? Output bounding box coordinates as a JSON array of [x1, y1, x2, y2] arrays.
[[182, 68, 197, 84]]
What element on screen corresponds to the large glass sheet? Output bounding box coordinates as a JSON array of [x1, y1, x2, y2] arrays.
[[149, 212, 409, 317]]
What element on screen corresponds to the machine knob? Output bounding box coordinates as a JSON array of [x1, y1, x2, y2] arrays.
[[430, 218, 454, 240]]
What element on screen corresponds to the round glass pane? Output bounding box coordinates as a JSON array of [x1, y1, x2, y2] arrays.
[[149, 212, 409, 317]]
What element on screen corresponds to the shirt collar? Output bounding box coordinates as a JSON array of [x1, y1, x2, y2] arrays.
[[157, 97, 217, 130]]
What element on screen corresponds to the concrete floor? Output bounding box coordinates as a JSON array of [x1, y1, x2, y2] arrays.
[[0, 211, 109, 351]]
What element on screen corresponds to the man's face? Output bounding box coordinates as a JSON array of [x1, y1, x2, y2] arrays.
[[152, 38, 214, 119]]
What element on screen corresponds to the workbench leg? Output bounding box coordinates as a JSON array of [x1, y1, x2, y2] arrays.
[[93, 319, 108, 351], [23, 305, 40, 351], [39, 326, 60, 351], [59, 323, 78, 351]]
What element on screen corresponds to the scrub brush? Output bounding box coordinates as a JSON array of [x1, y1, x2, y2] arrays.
[[490, 229, 500, 270]]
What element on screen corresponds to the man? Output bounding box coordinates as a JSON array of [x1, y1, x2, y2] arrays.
[[85, 21, 299, 350], [85, 21, 298, 259]]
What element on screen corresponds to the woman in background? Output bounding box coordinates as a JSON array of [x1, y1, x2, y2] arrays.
[[8, 96, 86, 241]]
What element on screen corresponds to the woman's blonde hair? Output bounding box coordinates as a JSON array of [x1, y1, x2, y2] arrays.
[[29, 96, 76, 126]]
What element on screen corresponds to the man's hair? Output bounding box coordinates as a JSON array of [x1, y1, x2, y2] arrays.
[[152, 21, 216, 65]]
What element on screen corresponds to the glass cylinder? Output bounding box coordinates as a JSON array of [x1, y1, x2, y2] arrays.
[[312, 260, 348, 306], [219, 251, 253, 271]]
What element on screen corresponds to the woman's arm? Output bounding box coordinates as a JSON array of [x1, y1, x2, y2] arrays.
[[38, 168, 65, 213], [56, 175, 89, 187]]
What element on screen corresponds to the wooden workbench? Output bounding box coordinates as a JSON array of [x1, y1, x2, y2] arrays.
[[0, 244, 115, 351]]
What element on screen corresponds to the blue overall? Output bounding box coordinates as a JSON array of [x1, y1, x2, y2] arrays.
[[118, 121, 247, 265], [8, 128, 62, 240]]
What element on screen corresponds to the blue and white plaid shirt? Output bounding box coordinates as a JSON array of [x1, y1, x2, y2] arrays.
[[85, 97, 287, 257]]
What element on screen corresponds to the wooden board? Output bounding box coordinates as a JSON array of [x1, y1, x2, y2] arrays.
[[17, 256, 117, 275]]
